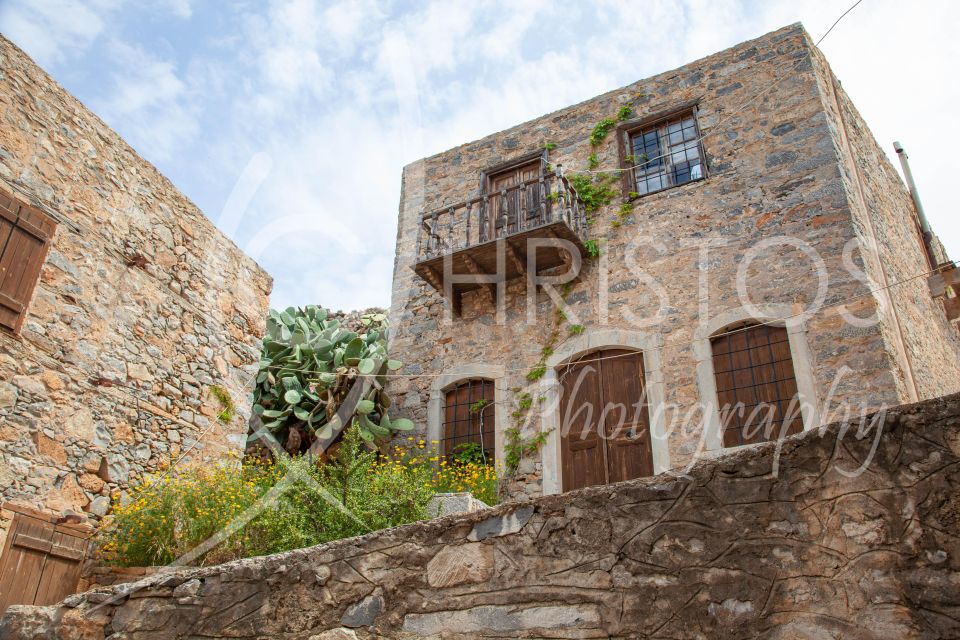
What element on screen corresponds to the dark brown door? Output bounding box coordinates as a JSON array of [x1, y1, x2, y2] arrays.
[[0, 509, 90, 612], [559, 349, 654, 492], [488, 160, 541, 236], [711, 324, 803, 447]]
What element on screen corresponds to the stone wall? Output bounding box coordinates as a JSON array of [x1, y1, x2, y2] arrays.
[[0, 36, 272, 540], [386, 23, 960, 500], [3, 392, 959, 639]]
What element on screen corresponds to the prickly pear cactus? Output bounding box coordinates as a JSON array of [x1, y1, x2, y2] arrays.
[[253, 306, 412, 450]]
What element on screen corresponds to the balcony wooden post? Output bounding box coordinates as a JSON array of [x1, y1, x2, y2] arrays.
[[538, 174, 546, 226], [499, 189, 508, 237], [480, 195, 489, 242], [415, 215, 424, 260], [519, 182, 527, 232], [446, 207, 455, 251]]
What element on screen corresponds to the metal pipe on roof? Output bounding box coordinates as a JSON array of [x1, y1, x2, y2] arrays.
[[893, 141, 936, 268]]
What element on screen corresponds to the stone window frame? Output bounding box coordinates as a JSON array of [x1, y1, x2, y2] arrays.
[[616, 99, 708, 200], [428, 364, 508, 469], [540, 328, 671, 495], [693, 304, 821, 453]]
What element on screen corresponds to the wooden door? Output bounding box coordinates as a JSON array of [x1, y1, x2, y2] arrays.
[[559, 357, 606, 491], [600, 350, 654, 483], [711, 324, 802, 447], [559, 349, 654, 492], [488, 160, 541, 236], [0, 508, 90, 612]]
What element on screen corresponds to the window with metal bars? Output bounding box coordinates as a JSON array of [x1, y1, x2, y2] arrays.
[[626, 110, 706, 197], [711, 323, 803, 447], [442, 379, 495, 462]]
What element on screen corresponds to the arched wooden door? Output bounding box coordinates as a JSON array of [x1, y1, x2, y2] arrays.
[[558, 349, 654, 492]]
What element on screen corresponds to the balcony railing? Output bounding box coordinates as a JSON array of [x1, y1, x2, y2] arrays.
[[415, 169, 589, 263]]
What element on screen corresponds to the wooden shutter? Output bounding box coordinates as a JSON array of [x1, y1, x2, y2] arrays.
[[0, 190, 56, 334], [442, 379, 495, 460], [0, 508, 90, 611], [711, 324, 803, 447]]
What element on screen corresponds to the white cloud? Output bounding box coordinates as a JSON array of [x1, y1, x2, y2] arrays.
[[91, 40, 199, 160], [4, 0, 959, 312], [161, 0, 191, 19], [0, 0, 113, 67]]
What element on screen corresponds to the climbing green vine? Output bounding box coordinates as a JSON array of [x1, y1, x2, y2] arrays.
[[589, 118, 617, 147], [505, 283, 581, 476], [504, 99, 648, 478], [568, 173, 618, 214]]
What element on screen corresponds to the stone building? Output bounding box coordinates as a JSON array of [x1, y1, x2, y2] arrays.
[[0, 34, 271, 594], [388, 23, 960, 499]]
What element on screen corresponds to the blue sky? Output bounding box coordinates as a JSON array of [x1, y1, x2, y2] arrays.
[[2, 0, 958, 311]]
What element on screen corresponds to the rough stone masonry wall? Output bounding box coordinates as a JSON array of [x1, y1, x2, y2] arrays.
[[3, 392, 959, 639], [0, 37, 272, 540], [387, 23, 960, 499], [807, 43, 960, 403]]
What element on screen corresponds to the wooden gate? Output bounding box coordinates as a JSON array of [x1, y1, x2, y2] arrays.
[[0, 504, 91, 613], [559, 349, 654, 492]]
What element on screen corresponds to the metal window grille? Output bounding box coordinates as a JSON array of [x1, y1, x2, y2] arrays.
[[442, 379, 496, 460], [711, 323, 802, 447], [629, 111, 706, 197]]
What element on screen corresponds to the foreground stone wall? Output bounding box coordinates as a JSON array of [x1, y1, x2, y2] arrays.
[[387, 23, 960, 500], [0, 36, 272, 538], [4, 392, 959, 639]]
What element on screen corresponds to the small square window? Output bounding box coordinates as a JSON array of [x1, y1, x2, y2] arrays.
[[626, 110, 705, 197]]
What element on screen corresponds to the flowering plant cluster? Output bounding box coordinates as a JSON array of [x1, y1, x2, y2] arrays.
[[98, 429, 498, 567]]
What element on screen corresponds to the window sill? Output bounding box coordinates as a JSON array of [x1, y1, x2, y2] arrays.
[[625, 176, 707, 204]]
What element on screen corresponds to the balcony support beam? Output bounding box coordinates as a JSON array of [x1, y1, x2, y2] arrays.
[[462, 254, 496, 306], [421, 265, 443, 292], [504, 239, 527, 276], [546, 228, 573, 271]]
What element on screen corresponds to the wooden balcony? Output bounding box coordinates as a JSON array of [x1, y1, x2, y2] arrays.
[[413, 170, 590, 314]]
